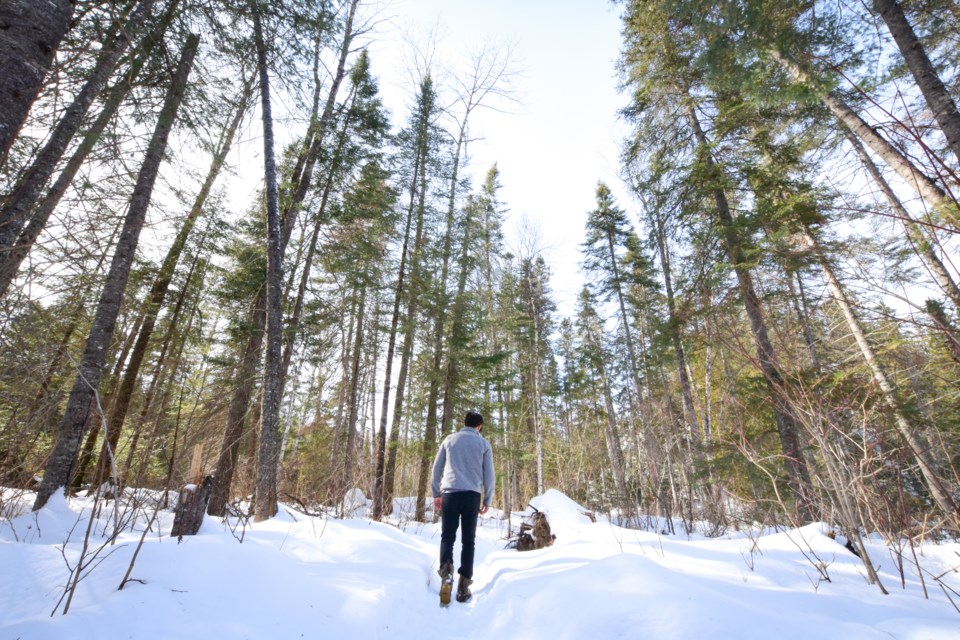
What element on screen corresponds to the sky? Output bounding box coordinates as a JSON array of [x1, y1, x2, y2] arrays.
[[3, 487, 958, 638], [366, 0, 632, 316]]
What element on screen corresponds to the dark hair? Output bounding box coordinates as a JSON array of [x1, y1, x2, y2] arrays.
[[465, 410, 484, 428]]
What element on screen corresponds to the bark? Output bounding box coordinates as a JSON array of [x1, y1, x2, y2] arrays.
[[439, 198, 474, 445], [0, 0, 181, 297], [33, 33, 199, 510], [122, 250, 207, 483], [278, 81, 358, 400], [0, 0, 155, 290], [600, 216, 660, 502], [207, 305, 264, 517], [327, 304, 355, 500], [415, 123, 470, 522], [685, 99, 817, 522], [341, 287, 367, 493], [0, 0, 77, 167], [170, 475, 213, 539], [423, 131, 465, 451], [526, 266, 546, 497], [249, 0, 284, 523], [591, 337, 629, 506], [387, 90, 433, 519], [873, 0, 960, 165]]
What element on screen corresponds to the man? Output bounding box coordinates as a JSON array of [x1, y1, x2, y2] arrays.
[[431, 410, 495, 603]]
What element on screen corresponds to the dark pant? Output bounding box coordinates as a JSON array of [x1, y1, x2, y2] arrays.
[[439, 490, 481, 579]]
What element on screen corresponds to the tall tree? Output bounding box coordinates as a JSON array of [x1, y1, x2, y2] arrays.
[[0, 0, 181, 298], [872, 0, 960, 165], [90, 73, 254, 485], [33, 33, 199, 510], [248, 0, 284, 523], [619, 1, 817, 521], [582, 182, 660, 507], [0, 0, 77, 167], [0, 0, 156, 293], [376, 73, 441, 519], [573, 287, 630, 506], [796, 229, 960, 524], [207, 0, 360, 517]]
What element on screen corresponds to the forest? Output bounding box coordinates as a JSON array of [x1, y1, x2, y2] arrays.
[[0, 0, 958, 560]]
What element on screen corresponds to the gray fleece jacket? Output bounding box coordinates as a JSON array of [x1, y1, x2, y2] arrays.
[[431, 426, 495, 507]]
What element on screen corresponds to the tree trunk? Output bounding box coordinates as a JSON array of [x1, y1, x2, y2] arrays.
[[0, 0, 155, 290], [33, 33, 199, 510], [798, 230, 960, 523], [525, 267, 546, 497], [0, 0, 181, 298], [91, 77, 251, 483], [872, 0, 960, 166], [391, 101, 433, 520], [0, 0, 77, 167], [206, 2, 359, 516], [843, 129, 960, 310], [603, 217, 660, 503], [372, 143, 423, 520], [279, 0, 360, 230], [596, 356, 629, 507], [405, 183, 432, 521], [651, 202, 701, 449], [439, 194, 476, 441], [248, 0, 284, 523], [341, 287, 367, 493], [207, 302, 264, 517], [775, 52, 955, 228], [277, 81, 359, 401], [122, 250, 208, 483], [685, 99, 817, 523]]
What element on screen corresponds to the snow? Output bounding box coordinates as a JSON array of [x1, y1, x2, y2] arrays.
[[1, 487, 958, 639]]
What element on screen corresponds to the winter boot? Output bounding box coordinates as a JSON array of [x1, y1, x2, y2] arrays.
[[456, 575, 473, 603], [438, 562, 454, 605]]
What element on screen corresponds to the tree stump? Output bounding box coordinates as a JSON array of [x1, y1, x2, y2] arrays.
[[515, 508, 555, 551], [171, 475, 213, 541]]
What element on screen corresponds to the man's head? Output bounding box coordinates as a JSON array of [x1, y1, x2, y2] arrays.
[[465, 410, 484, 430]]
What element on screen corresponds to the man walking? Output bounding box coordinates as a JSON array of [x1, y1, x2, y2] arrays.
[[432, 410, 495, 603]]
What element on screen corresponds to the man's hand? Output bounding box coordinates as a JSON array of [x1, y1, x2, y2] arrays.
[[479, 504, 489, 516], [433, 497, 442, 511]]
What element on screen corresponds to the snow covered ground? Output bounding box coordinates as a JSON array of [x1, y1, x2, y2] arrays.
[[1, 487, 958, 639]]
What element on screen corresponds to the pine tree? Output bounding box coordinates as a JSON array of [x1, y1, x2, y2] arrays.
[[33, 33, 199, 510]]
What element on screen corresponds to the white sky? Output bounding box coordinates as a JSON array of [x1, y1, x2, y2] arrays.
[[367, 0, 632, 316]]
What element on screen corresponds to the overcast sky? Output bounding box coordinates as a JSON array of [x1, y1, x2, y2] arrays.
[[367, 0, 631, 316]]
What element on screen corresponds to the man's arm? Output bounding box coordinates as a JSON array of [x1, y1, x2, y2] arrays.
[[431, 440, 447, 499], [481, 442, 495, 512]]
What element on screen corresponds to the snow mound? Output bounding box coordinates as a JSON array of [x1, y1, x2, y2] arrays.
[[528, 489, 594, 539], [1, 491, 80, 543]]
